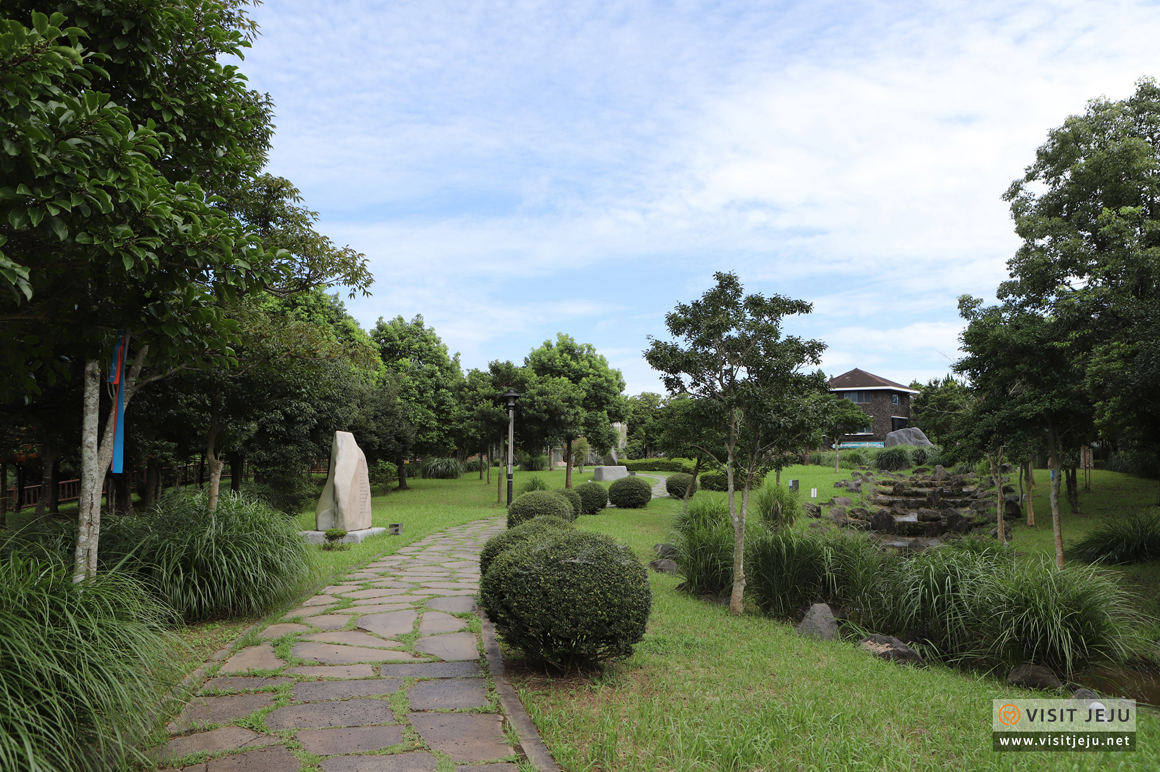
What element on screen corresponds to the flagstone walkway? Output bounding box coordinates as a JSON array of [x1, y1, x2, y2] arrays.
[[154, 517, 548, 772]]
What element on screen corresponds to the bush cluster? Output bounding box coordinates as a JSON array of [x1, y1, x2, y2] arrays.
[[368, 459, 399, 490], [0, 551, 180, 772], [608, 476, 653, 508], [507, 490, 574, 528], [665, 472, 697, 499], [698, 470, 764, 492], [752, 481, 800, 530], [620, 458, 696, 474], [480, 529, 651, 670], [519, 475, 550, 494], [479, 515, 572, 576], [874, 446, 913, 471], [463, 458, 483, 473], [519, 453, 548, 471], [576, 481, 609, 514], [1071, 513, 1160, 565], [249, 471, 318, 515], [422, 457, 463, 479], [552, 487, 583, 519]]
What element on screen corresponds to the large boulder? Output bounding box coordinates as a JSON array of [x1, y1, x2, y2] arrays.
[[315, 431, 372, 531], [1006, 663, 1062, 690], [858, 634, 926, 667], [883, 427, 934, 448], [593, 466, 629, 482]]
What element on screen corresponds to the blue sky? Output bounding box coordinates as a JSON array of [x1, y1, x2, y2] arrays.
[[238, 0, 1160, 395]]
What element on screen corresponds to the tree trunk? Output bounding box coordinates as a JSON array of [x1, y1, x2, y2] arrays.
[[229, 453, 244, 493], [206, 391, 224, 513], [988, 447, 1006, 544], [496, 437, 504, 505], [197, 452, 205, 488], [114, 473, 133, 514], [395, 454, 409, 490], [834, 442, 841, 474], [1047, 425, 1065, 569], [1, 462, 7, 529], [683, 455, 702, 514], [35, 448, 59, 518], [142, 457, 159, 509], [1025, 460, 1035, 527], [1065, 465, 1080, 514], [565, 438, 573, 489], [726, 410, 745, 615], [14, 462, 24, 513], [486, 447, 491, 485]]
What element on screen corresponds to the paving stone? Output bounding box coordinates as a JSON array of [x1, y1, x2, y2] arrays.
[[204, 745, 299, 771], [345, 572, 382, 579], [419, 582, 478, 590], [339, 588, 407, 599], [414, 633, 478, 661], [456, 765, 519, 772], [407, 678, 488, 710], [283, 605, 328, 619], [202, 676, 294, 692], [417, 611, 468, 634], [303, 595, 340, 607], [351, 595, 423, 606], [155, 727, 280, 762], [285, 665, 376, 679], [301, 631, 403, 648], [321, 585, 353, 594], [320, 752, 437, 772], [420, 589, 477, 597], [358, 610, 418, 638], [292, 642, 419, 664], [265, 698, 395, 730], [332, 603, 415, 614], [259, 623, 311, 640], [409, 712, 509, 762], [380, 662, 482, 678], [219, 645, 284, 674], [168, 693, 276, 730], [441, 561, 478, 569], [426, 597, 477, 614], [297, 725, 404, 755], [292, 679, 404, 702], [309, 615, 353, 630]]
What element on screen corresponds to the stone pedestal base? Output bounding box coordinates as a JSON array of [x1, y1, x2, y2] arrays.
[[300, 527, 387, 546], [593, 466, 629, 482]]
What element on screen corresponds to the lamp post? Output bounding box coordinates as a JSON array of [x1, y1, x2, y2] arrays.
[[502, 389, 521, 506]]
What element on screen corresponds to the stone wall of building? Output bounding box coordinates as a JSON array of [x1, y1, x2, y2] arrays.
[[841, 391, 911, 443]]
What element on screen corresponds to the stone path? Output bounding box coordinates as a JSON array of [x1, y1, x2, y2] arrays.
[[636, 473, 668, 498], [154, 518, 533, 772]]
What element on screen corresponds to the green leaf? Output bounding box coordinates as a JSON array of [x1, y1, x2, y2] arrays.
[[47, 216, 67, 241]]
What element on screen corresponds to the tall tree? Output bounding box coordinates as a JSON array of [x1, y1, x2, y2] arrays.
[[909, 376, 970, 446], [524, 333, 626, 489], [821, 394, 872, 474], [645, 272, 826, 614]]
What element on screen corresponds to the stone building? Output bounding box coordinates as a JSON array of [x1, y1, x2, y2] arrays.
[[828, 368, 918, 446]]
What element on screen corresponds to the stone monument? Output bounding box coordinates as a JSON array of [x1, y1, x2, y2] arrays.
[[301, 431, 385, 545]]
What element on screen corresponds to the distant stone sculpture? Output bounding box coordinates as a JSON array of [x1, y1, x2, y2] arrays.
[[883, 427, 933, 447], [316, 431, 373, 532], [593, 466, 629, 482]]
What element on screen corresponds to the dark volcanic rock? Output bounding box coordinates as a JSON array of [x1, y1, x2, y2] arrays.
[[859, 634, 926, 667], [1006, 663, 1062, 690]]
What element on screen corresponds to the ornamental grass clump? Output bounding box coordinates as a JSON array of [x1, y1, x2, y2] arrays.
[[99, 489, 313, 622], [551, 487, 582, 519], [608, 476, 653, 508], [480, 529, 651, 671], [874, 445, 913, 471], [665, 472, 697, 498], [507, 490, 575, 528], [519, 475, 550, 493], [752, 481, 800, 529], [672, 494, 734, 596], [0, 551, 181, 772], [1071, 512, 1160, 565], [479, 515, 573, 576], [576, 481, 609, 514], [422, 457, 463, 479]]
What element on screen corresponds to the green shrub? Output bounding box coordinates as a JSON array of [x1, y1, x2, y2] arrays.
[[463, 458, 482, 473], [422, 457, 463, 479], [745, 529, 826, 619], [1106, 448, 1160, 479], [551, 487, 582, 519], [1072, 512, 1160, 565], [842, 449, 867, 466], [665, 472, 698, 499], [910, 445, 942, 467], [479, 516, 573, 576], [480, 529, 651, 670], [621, 458, 696, 473], [672, 494, 734, 596], [519, 453, 548, 472], [576, 481, 609, 514], [368, 459, 399, 490], [0, 551, 181, 772], [698, 470, 764, 492], [752, 481, 800, 529], [98, 489, 313, 622], [608, 476, 653, 508], [507, 490, 574, 528], [251, 470, 317, 514], [519, 475, 550, 493], [875, 445, 913, 471]]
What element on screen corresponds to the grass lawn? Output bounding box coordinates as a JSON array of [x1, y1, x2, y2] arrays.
[[509, 465, 1160, 771]]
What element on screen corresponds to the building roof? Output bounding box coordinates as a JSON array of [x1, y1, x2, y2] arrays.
[[828, 368, 919, 394]]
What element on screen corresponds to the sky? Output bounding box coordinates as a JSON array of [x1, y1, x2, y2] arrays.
[[237, 0, 1160, 395]]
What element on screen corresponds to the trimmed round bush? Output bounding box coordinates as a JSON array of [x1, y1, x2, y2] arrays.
[[480, 529, 652, 670], [608, 476, 653, 508], [422, 457, 463, 479], [507, 490, 574, 528], [479, 516, 572, 576], [875, 445, 913, 471], [698, 470, 763, 492], [575, 481, 609, 514], [551, 487, 582, 519], [665, 472, 698, 498]]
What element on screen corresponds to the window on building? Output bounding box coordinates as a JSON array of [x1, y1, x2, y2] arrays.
[[844, 391, 870, 404], [892, 417, 909, 431], [891, 394, 900, 405]]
